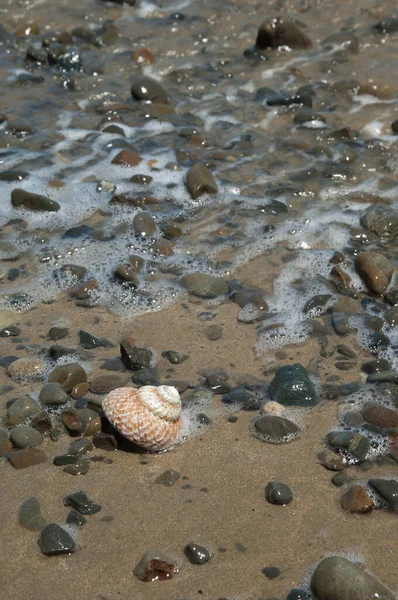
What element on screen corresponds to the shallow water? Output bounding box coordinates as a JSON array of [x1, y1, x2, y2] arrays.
[[1, 0, 398, 598]]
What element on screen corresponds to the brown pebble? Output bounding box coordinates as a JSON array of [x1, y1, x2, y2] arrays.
[[8, 449, 47, 469], [15, 22, 39, 37], [30, 411, 52, 434], [69, 279, 98, 300], [362, 404, 398, 429], [93, 432, 118, 451], [341, 485, 374, 513], [131, 47, 155, 64], [71, 382, 90, 399], [89, 374, 128, 395], [112, 149, 142, 167]]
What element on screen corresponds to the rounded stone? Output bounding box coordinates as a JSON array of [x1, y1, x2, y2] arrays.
[[130, 76, 169, 104], [184, 542, 212, 565], [341, 485, 374, 513], [265, 481, 293, 505], [7, 396, 42, 426], [180, 273, 229, 298], [48, 362, 87, 392], [10, 426, 43, 448], [251, 415, 300, 443], [7, 358, 46, 382], [269, 363, 318, 407], [355, 252, 393, 295], [261, 401, 285, 417], [39, 382, 69, 405]]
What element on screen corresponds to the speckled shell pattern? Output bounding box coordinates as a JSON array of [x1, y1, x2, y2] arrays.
[[103, 385, 182, 452]]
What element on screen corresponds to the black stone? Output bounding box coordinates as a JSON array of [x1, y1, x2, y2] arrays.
[[184, 542, 211, 564], [265, 481, 293, 505], [261, 566, 280, 580], [38, 524, 76, 555], [368, 479, 398, 511], [66, 509, 87, 528], [63, 490, 101, 515], [120, 338, 153, 371], [0, 325, 21, 337], [53, 454, 78, 466]]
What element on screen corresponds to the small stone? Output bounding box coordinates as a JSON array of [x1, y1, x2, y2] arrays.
[[19, 497, 46, 531], [39, 382, 69, 405], [367, 370, 398, 384], [0, 429, 11, 456], [63, 459, 90, 475], [114, 264, 139, 288], [38, 524, 76, 555], [255, 16, 312, 50], [8, 448, 47, 469], [54, 454, 78, 466], [204, 324, 223, 340], [133, 550, 177, 581], [48, 326, 69, 340], [69, 438, 93, 456], [130, 76, 169, 104], [79, 330, 103, 349], [89, 374, 127, 394], [261, 401, 285, 417], [180, 273, 229, 298], [11, 189, 60, 212], [368, 479, 398, 511], [63, 490, 101, 515], [48, 345, 76, 361], [265, 481, 293, 505], [155, 469, 180, 486], [261, 566, 280, 580], [71, 382, 90, 399], [69, 279, 98, 299], [7, 395, 42, 426], [252, 415, 300, 443], [7, 358, 46, 382], [322, 31, 359, 53], [311, 556, 395, 600], [360, 205, 398, 241], [133, 212, 156, 237], [269, 364, 317, 406], [286, 590, 311, 600], [184, 542, 211, 565], [331, 472, 352, 487], [48, 362, 87, 392], [120, 337, 153, 371], [186, 163, 218, 199], [161, 350, 188, 364], [0, 325, 21, 337], [112, 148, 142, 167], [374, 17, 398, 34], [327, 431, 370, 461], [92, 432, 118, 451], [10, 426, 43, 448], [317, 450, 346, 471], [66, 509, 87, 527], [341, 485, 374, 513], [355, 252, 393, 295]]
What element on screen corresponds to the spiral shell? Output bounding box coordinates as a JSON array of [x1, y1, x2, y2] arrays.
[[103, 385, 182, 452]]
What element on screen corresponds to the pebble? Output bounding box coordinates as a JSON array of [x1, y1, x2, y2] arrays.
[[204, 324, 223, 340], [19, 497, 46, 531], [265, 481, 293, 505], [367, 370, 398, 384], [255, 16, 312, 50], [69, 438, 93, 456], [133, 211, 156, 236], [368, 479, 398, 511], [317, 450, 345, 471], [89, 374, 128, 394], [360, 204, 398, 241], [180, 273, 229, 298], [341, 485, 374, 513], [162, 350, 188, 364], [7, 395, 42, 426], [261, 401, 285, 417], [38, 524, 76, 555], [64, 459, 90, 476], [48, 362, 87, 392], [0, 325, 21, 337], [269, 363, 317, 406], [184, 542, 212, 565], [327, 431, 370, 462], [79, 330, 103, 349], [120, 337, 153, 370], [53, 454, 78, 466], [7, 358, 46, 382], [252, 415, 300, 443], [361, 358, 391, 374], [39, 382, 69, 405], [130, 76, 169, 103], [261, 566, 280, 580], [66, 509, 87, 527], [0, 428, 11, 456], [11, 188, 60, 212], [311, 556, 395, 600], [114, 266, 138, 285], [93, 432, 118, 451], [10, 426, 43, 448], [133, 550, 177, 581], [186, 163, 218, 199], [286, 590, 311, 600], [63, 490, 101, 514], [8, 448, 47, 469], [155, 469, 180, 486], [71, 382, 90, 399], [48, 326, 69, 340], [331, 472, 352, 488], [355, 252, 393, 295], [111, 148, 142, 167]]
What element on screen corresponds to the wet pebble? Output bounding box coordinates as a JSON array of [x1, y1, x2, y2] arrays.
[[39, 382, 69, 405], [19, 497, 46, 531], [53, 454, 78, 466], [93, 432, 118, 451], [66, 509, 87, 528], [327, 431, 370, 462], [89, 374, 128, 394], [130, 76, 169, 104], [48, 362, 87, 392], [63, 490, 101, 514], [286, 590, 311, 600], [70, 438, 93, 456], [341, 485, 374, 513], [8, 448, 47, 469], [38, 524, 76, 556], [155, 469, 180, 486], [11, 188, 60, 212], [7, 395, 41, 426], [79, 330, 103, 349], [265, 481, 293, 505], [269, 364, 317, 407], [48, 326, 69, 340], [7, 358, 46, 382], [64, 459, 90, 476], [255, 16, 312, 50], [184, 542, 212, 565], [186, 163, 218, 199], [133, 550, 177, 581], [355, 252, 393, 295], [368, 479, 398, 511], [162, 350, 188, 364], [180, 273, 229, 298], [261, 566, 280, 580], [10, 426, 43, 448], [120, 337, 153, 370], [252, 415, 300, 443], [317, 450, 345, 471], [311, 556, 395, 600]]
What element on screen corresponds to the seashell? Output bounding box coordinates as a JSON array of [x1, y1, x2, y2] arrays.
[[261, 401, 285, 418], [103, 385, 182, 452]]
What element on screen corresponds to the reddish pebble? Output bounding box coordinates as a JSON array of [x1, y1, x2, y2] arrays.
[[71, 382, 90, 399]]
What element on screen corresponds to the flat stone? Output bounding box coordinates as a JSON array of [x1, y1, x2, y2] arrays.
[[120, 337, 153, 370], [11, 188, 60, 212], [54, 454, 78, 466], [327, 431, 370, 461], [39, 382, 69, 405], [341, 485, 374, 513], [311, 556, 395, 600], [7, 395, 42, 426], [133, 550, 177, 581], [184, 542, 211, 565], [63, 490, 101, 515], [368, 479, 398, 511], [19, 497, 46, 531], [180, 273, 229, 298], [265, 481, 293, 505], [255, 16, 312, 50], [367, 370, 398, 384], [204, 324, 223, 340], [155, 469, 180, 486], [48, 362, 87, 392], [7, 358, 46, 382], [89, 374, 128, 394], [355, 252, 393, 295], [38, 524, 76, 555], [361, 358, 391, 374], [63, 459, 90, 475], [10, 426, 43, 448], [8, 448, 47, 469], [269, 363, 317, 406], [0, 325, 21, 337], [252, 415, 300, 443], [186, 163, 218, 199]]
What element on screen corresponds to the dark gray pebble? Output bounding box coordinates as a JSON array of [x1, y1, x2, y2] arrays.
[[38, 524, 76, 555], [66, 509, 87, 528], [265, 481, 293, 505], [155, 469, 180, 486], [184, 541, 212, 564], [0, 325, 21, 337]]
